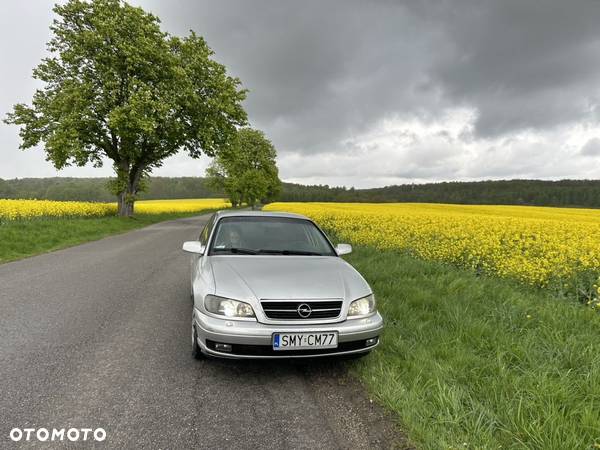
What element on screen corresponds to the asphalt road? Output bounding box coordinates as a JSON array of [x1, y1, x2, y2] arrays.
[[0, 213, 406, 449]]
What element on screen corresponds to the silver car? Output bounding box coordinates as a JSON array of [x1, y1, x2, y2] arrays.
[[183, 211, 383, 359]]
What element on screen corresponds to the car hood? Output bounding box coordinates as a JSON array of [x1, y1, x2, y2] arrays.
[[209, 256, 371, 302]]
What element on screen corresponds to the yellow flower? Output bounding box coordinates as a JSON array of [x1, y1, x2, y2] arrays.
[[133, 199, 230, 214], [265, 202, 600, 291], [0, 199, 116, 220], [0, 198, 230, 220]]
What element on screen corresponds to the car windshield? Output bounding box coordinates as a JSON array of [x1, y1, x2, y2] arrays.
[[209, 216, 336, 256]]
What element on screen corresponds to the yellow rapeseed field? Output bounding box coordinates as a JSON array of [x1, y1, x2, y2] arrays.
[[0, 198, 229, 221], [0, 199, 117, 220], [133, 198, 230, 214], [264, 202, 600, 290]]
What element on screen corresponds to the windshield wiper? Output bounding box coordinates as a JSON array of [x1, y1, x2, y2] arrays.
[[258, 249, 323, 256], [212, 247, 259, 255]]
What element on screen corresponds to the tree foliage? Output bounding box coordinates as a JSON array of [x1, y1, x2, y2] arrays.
[[4, 0, 247, 216], [206, 128, 281, 208]]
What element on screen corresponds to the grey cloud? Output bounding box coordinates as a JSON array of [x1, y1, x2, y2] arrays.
[[422, 0, 600, 137], [137, 0, 449, 154], [138, 0, 600, 149], [581, 138, 600, 156]]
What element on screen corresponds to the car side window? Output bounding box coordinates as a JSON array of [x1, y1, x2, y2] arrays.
[[199, 214, 216, 247]]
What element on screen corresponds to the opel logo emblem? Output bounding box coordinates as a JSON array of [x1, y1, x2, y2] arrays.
[[297, 303, 312, 318]]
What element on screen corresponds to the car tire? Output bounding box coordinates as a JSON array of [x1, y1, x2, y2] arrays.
[[192, 322, 204, 360]]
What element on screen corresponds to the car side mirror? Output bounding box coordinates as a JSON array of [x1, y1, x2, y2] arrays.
[[335, 243, 352, 256], [182, 241, 205, 255]]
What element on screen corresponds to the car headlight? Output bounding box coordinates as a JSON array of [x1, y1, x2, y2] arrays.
[[204, 295, 255, 318], [347, 294, 376, 317]]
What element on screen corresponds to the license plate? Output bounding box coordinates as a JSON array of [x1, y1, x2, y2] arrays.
[[272, 332, 338, 351]]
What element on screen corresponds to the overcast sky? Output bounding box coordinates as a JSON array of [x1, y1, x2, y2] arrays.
[[1, 0, 599, 187]]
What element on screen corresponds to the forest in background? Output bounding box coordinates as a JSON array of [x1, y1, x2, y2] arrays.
[[1, 177, 600, 208]]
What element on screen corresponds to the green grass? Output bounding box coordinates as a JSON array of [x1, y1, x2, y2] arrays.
[[0, 212, 211, 264], [346, 246, 600, 450]]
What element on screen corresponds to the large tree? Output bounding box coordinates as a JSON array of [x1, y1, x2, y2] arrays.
[[206, 128, 281, 208], [4, 0, 247, 216]]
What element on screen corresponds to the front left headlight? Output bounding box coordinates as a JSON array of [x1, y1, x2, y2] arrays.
[[204, 295, 255, 318], [347, 293, 376, 317]]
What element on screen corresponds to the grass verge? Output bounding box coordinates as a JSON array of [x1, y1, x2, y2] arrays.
[[0, 211, 213, 264], [346, 245, 600, 450]]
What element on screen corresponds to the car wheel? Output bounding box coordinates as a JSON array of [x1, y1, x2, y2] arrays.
[[192, 321, 204, 360]]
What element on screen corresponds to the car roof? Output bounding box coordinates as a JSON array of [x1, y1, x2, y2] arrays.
[[214, 209, 309, 220]]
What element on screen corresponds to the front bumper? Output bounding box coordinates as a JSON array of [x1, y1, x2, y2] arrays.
[[193, 308, 384, 359]]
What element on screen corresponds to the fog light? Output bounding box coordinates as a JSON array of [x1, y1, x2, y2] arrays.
[[215, 343, 232, 352], [365, 337, 378, 347]]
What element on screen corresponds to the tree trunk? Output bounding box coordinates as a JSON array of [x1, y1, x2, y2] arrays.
[[117, 191, 135, 217], [115, 162, 144, 217]]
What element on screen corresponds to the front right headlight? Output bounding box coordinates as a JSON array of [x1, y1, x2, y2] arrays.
[[347, 293, 376, 317], [204, 295, 255, 318]]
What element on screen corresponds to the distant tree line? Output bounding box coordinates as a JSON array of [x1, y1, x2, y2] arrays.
[[280, 179, 600, 207], [2, 178, 600, 208], [0, 177, 221, 202]]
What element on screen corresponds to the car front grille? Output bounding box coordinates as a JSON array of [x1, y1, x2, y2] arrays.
[[261, 300, 343, 320]]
